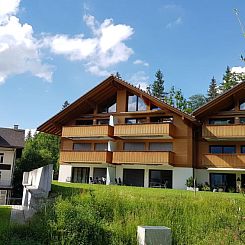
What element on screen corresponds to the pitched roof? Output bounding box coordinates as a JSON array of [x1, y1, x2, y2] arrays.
[[38, 75, 197, 135], [193, 81, 245, 118], [0, 127, 25, 148]]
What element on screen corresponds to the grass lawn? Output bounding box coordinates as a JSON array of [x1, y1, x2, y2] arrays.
[[1, 182, 245, 244], [49, 181, 245, 244], [0, 206, 11, 232]]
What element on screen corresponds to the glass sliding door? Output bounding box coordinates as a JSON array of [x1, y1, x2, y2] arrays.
[[72, 167, 90, 183], [149, 170, 172, 188], [210, 173, 236, 192]]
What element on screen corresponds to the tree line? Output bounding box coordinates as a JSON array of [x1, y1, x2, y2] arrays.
[[145, 66, 245, 113]]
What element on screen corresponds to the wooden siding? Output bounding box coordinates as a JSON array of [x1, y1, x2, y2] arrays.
[[202, 154, 245, 168], [113, 151, 174, 165], [202, 125, 245, 139], [60, 151, 112, 164], [114, 123, 174, 138], [62, 125, 114, 138]]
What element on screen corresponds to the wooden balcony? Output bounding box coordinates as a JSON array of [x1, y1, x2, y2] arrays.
[[62, 125, 114, 139], [202, 124, 245, 140], [114, 123, 174, 139], [60, 151, 112, 164], [202, 154, 245, 168], [113, 151, 174, 165]]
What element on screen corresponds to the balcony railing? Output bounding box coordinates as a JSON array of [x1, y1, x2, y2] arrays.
[[113, 151, 174, 165], [62, 125, 114, 139], [202, 154, 245, 168], [60, 151, 112, 164], [114, 123, 174, 138], [202, 124, 245, 140]]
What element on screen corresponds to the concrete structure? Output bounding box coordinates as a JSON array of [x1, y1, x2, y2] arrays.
[[0, 126, 24, 204], [22, 164, 53, 213], [137, 226, 172, 245], [37, 76, 245, 192]]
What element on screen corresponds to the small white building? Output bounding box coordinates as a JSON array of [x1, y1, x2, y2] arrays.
[[0, 126, 25, 205]]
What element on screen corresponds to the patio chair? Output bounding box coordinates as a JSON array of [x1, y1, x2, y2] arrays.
[[115, 178, 118, 185], [89, 177, 94, 184], [118, 177, 122, 185]]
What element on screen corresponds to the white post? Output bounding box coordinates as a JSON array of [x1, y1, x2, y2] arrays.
[[137, 226, 172, 245]]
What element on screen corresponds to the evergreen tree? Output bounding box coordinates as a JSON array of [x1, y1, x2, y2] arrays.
[[207, 77, 218, 101], [62, 100, 70, 110], [26, 130, 32, 140], [151, 69, 165, 101], [219, 66, 244, 93], [188, 94, 207, 111]]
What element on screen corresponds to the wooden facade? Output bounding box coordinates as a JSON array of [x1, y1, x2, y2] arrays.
[[38, 76, 245, 180]]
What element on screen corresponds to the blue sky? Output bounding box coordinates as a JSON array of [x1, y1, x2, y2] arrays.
[[0, 0, 245, 130]]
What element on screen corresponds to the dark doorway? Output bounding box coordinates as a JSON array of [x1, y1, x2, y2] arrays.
[[123, 169, 144, 187], [210, 173, 236, 192], [72, 167, 90, 183], [93, 168, 107, 184], [241, 174, 245, 190], [149, 170, 172, 188]]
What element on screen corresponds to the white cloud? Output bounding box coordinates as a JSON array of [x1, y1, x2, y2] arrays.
[[46, 14, 134, 76], [0, 0, 53, 84], [129, 71, 149, 91], [166, 17, 182, 29], [133, 59, 149, 67], [231, 66, 245, 74], [0, 0, 20, 21]]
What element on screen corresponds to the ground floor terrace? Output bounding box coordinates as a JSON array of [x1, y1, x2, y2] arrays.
[[195, 168, 245, 192], [59, 163, 245, 192], [59, 163, 193, 189]]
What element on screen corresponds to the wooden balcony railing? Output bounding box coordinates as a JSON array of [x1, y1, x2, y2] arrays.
[[62, 125, 114, 138], [114, 123, 174, 138], [202, 124, 245, 139], [60, 151, 112, 164], [113, 151, 174, 165], [202, 154, 245, 168]]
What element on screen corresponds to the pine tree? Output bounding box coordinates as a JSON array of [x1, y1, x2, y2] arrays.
[[219, 66, 239, 93], [207, 77, 218, 101], [62, 100, 70, 110], [26, 130, 32, 141], [151, 69, 165, 101]]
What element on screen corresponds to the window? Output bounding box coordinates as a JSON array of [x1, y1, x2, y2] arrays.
[[150, 104, 161, 111], [124, 142, 145, 151], [150, 116, 173, 123], [240, 99, 245, 110], [209, 145, 236, 154], [73, 143, 92, 151], [209, 118, 234, 125], [98, 97, 117, 113], [149, 170, 172, 188], [75, 120, 93, 125], [149, 142, 173, 151], [127, 95, 146, 112], [241, 146, 245, 153], [97, 119, 109, 125], [0, 154, 3, 163], [240, 118, 245, 124], [125, 118, 146, 124], [95, 143, 108, 151]]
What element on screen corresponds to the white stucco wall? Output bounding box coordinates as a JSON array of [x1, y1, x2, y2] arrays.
[[0, 147, 15, 186], [58, 164, 72, 182], [172, 167, 193, 190], [195, 169, 209, 185]]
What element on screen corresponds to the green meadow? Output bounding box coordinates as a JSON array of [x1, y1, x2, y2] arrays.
[[1, 182, 245, 244]]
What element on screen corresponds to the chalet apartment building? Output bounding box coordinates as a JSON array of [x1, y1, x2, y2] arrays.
[[0, 126, 24, 204], [38, 76, 245, 191]]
